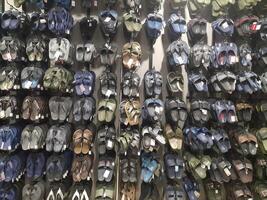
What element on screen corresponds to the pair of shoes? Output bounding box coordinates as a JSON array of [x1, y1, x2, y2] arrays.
[[167, 13, 187, 40], [144, 69, 163, 98], [47, 7, 73, 35], [123, 13, 142, 38], [117, 128, 140, 154], [142, 124, 166, 152], [22, 181, 45, 200], [22, 96, 47, 121], [142, 98, 164, 123], [26, 34, 47, 62], [121, 158, 138, 183], [141, 153, 160, 183], [79, 17, 97, 41], [46, 124, 72, 152], [21, 64, 44, 90], [120, 99, 141, 126], [187, 18, 207, 45], [146, 13, 164, 43], [122, 71, 140, 98], [0, 36, 25, 61], [95, 182, 114, 200], [1, 11, 25, 30], [69, 183, 91, 200], [98, 98, 117, 123], [21, 124, 47, 150], [27, 12, 47, 31], [0, 182, 21, 200], [0, 125, 22, 151], [46, 151, 73, 182], [0, 152, 26, 182], [99, 10, 118, 39], [0, 96, 19, 119], [26, 152, 46, 180], [49, 38, 72, 63], [0, 64, 20, 91], [100, 69, 117, 97], [74, 71, 95, 96], [71, 154, 94, 182], [73, 97, 96, 122], [46, 183, 68, 200], [97, 125, 116, 155], [49, 96, 72, 121], [43, 66, 73, 92], [73, 124, 96, 154], [76, 43, 97, 63], [97, 156, 115, 182], [122, 42, 142, 69]]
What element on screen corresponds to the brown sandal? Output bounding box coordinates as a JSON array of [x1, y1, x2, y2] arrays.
[[73, 129, 83, 154], [121, 183, 136, 200], [82, 129, 93, 154]]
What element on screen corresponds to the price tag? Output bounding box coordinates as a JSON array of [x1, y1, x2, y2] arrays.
[[150, 139, 155, 146], [103, 170, 110, 178], [127, 58, 134, 66], [201, 109, 207, 115], [106, 90, 112, 97], [222, 21, 229, 29], [107, 140, 113, 149], [94, 0, 97, 6], [0, 111, 4, 118], [104, 17, 111, 23], [224, 168, 231, 176], [72, 0, 76, 7], [231, 115, 236, 122], [6, 53, 12, 61], [175, 165, 179, 172], [246, 54, 252, 60], [40, 19, 46, 24]]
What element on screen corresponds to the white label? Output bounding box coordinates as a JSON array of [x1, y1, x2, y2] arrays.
[[94, 0, 97, 6], [72, 0, 75, 7], [0, 111, 4, 118], [104, 17, 111, 23], [224, 168, 231, 176], [16, 115, 19, 119], [201, 109, 207, 115], [25, 81, 32, 89], [150, 139, 155, 146], [246, 54, 252, 60], [222, 22, 229, 29], [9, 113, 13, 117], [256, 24, 262, 30], [103, 170, 110, 178], [127, 58, 134, 66], [106, 90, 112, 97], [230, 56, 237, 63], [6, 53, 12, 61], [175, 165, 179, 172], [107, 140, 113, 148], [231, 115, 236, 122], [177, 56, 183, 64], [40, 19, 46, 24]]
